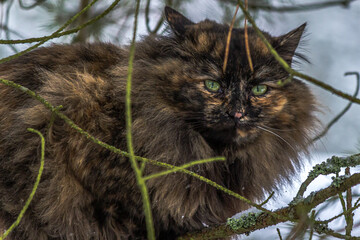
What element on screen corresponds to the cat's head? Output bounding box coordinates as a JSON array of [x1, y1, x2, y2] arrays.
[[150, 7, 315, 148]]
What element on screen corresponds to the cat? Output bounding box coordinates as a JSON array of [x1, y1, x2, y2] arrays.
[[0, 6, 316, 240]]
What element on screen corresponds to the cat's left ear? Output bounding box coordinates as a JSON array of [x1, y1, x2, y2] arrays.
[[274, 23, 306, 64], [164, 6, 194, 36]]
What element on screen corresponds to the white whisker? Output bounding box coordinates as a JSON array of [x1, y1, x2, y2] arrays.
[[257, 126, 297, 153], [260, 124, 297, 132]]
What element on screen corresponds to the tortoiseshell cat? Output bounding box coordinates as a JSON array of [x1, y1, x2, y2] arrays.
[[0, 6, 316, 240]]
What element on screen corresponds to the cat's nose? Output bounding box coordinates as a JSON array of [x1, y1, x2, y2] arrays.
[[228, 111, 245, 119], [234, 112, 243, 119]]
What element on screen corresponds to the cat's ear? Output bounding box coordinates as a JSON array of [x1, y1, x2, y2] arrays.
[[274, 23, 306, 64], [164, 6, 194, 36]]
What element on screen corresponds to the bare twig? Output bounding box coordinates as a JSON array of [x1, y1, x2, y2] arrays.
[[0, 0, 102, 64], [260, 191, 275, 207], [222, 0, 357, 12], [309, 210, 316, 240], [0, 129, 45, 240], [125, 0, 156, 239], [3, 0, 18, 53], [143, 157, 225, 181], [277, 228, 283, 240], [0, 0, 120, 45], [145, 0, 164, 34], [317, 197, 360, 224], [244, 0, 253, 73], [223, 4, 239, 73], [72, 0, 90, 43], [345, 167, 354, 236], [312, 72, 360, 142]]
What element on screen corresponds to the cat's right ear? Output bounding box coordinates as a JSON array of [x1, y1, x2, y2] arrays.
[[164, 6, 194, 36]]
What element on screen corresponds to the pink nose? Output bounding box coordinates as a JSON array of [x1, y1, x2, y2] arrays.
[[234, 112, 243, 118]]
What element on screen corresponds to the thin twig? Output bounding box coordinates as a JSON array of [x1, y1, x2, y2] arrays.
[[0, 25, 24, 39], [0, 0, 101, 63], [338, 174, 349, 225], [244, 0, 254, 73], [309, 210, 316, 240], [143, 157, 225, 181], [223, 4, 239, 73], [4, 0, 18, 53], [0, 0, 121, 45], [260, 191, 275, 207], [312, 72, 360, 142], [318, 228, 360, 240], [223, 0, 357, 12], [145, 0, 164, 34], [345, 167, 353, 236], [277, 228, 283, 240], [125, 0, 155, 239], [0, 128, 45, 240], [317, 197, 360, 224]]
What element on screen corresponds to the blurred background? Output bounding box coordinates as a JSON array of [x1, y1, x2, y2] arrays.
[[1, 0, 359, 239]]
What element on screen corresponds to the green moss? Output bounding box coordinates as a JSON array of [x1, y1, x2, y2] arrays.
[[331, 175, 349, 188], [227, 212, 262, 231], [303, 191, 317, 205], [290, 196, 304, 206], [314, 223, 330, 234], [308, 155, 360, 179]]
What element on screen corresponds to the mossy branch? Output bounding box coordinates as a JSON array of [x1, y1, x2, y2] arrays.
[[0, 129, 45, 240], [296, 154, 360, 199], [179, 168, 360, 239]]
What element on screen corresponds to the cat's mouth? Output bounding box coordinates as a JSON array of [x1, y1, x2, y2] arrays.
[[233, 121, 258, 139]]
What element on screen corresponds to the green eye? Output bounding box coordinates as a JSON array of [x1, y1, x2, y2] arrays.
[[204, 80, 220, 92], [252, 84, 268, 96]]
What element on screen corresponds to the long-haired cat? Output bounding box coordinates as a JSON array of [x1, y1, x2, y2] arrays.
[[0, 6, 316, 240]]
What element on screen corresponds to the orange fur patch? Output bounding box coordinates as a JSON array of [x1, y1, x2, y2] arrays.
[[255, 37, 269, 55]]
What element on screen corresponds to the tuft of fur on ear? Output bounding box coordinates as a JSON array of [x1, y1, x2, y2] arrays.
[[274, 23, 307, 64], [164, 6, 194, 36]]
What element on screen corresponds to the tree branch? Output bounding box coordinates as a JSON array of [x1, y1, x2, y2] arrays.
[[312, 72, 360, 142], [0, 129, 45, 240], [0, 0, 120, 45], [179, 172, 360, 239], [222, 0, 357, 12]]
